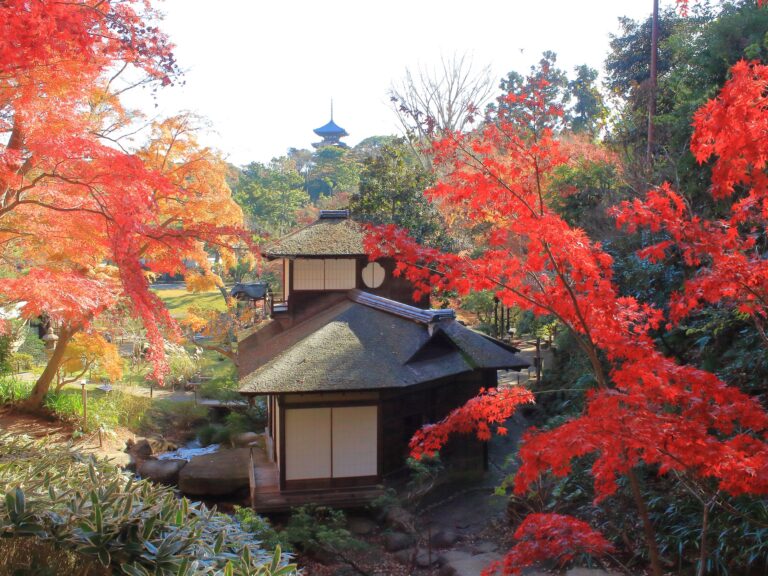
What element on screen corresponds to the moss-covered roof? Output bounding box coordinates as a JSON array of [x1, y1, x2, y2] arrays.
[[238, 291, 529, 394], [263, 216, 366, 259]]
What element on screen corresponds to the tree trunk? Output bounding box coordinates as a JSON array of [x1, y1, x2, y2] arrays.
[[23, 327, 74, 409], [646, 0, 660, 166], [628, 468, 664, 576]]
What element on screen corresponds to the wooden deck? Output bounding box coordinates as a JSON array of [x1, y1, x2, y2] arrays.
[[248, 441, 385, 513]]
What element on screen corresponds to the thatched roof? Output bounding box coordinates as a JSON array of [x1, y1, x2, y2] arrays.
[[263, 212, 366, 259], [238, 290, 529, 395]]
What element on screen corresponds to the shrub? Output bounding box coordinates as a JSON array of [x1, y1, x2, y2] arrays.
[[197, 423, 220, 447], [0, 376, 32, 404], [10, 352, 35, 372], [16, 326, 47, 365], [198, 376, 241, 402], [0, 434, 297, 575], [168, 350, 196, 387], [225, 409, 267, 434], [278, 505, 367, 558], [234, 506, 286, 551], [42, 390, 152, 433], [139, 400, 208, 440]]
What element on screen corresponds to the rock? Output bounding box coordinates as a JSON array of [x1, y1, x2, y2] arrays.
[[415, 547, 439, 568], [383, 531, 414, 552], [331, 567, 357, 576], [347, 515, 377, 536], [126, 436, 178, 466], [138, 458, 187, 485], [430, 528, 459, 548], [393, 548, 415, 566], [384, 506, 414, 532], [439, 550, 504, 576], [146, 436, 177, 454], [232, 432, 262, 448], [474, 541, 497, 554], [178, 448, 250, 497], [125, 438, 153, 466], [565, 569, 621, 576], [438, 566, 458, 576]]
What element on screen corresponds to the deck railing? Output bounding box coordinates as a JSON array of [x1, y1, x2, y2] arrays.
[[248, 445, 257, 509]]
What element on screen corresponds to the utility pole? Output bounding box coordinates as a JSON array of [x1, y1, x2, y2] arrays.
[[647, 0, 660, 166]]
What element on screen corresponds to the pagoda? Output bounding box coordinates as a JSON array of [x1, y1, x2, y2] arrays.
[[312, 102, 349, 149]]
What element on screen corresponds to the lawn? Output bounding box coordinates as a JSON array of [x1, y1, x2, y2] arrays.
[[153, 287, 227, 317]]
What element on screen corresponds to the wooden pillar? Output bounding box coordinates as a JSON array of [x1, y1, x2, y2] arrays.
[[535, 337, 542, 386]]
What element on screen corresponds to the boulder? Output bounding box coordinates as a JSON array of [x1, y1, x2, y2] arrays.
[[414, 547, 440, 568], [383, 531, 414, 552], [393, 548, 415, 566], [473, 541, 497, 554], [384, 506, 414, 532], [346, 515, 377, 536], [125, 438, 153, 467], [429, 528, 459, 548], [232, 432, 262, 448], [178, 448, 250, 497], [438, 550, 504, 576], [138, 458, 187, 485], [146, 436, 178, 454]]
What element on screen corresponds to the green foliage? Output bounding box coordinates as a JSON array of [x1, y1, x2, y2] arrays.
[[11, 352, 35, 372], [139, 401, 209, 440], [154, 289, 227, 318], [550, 156, 621, 236], [0, 434, 297, 575], [566, 65, 608, 137], [198, 376, 241, 402], [0, 375, 32, 403], [490, 51, 568, 132], [197, 407, 265, 447], [0, 334, 12, 374], [351, 138, 450, 248], [234, 157, 309, 235], [196, 423, 229, 447], [277, 506, 366, 558], [17, 325, 47, 365], [234, 507, 286, 552], [42, 389, 153, 433], [168, 349, 196, 387], [306, 146, 360, 200], [225, 409, 260, 434], [647, 485, 768, 576], [460, 290, 496, 327], [0, 537, 108, 575], [405, 454, 443, 502]]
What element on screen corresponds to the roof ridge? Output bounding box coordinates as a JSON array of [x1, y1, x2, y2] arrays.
[[348, 289, 455, 323]]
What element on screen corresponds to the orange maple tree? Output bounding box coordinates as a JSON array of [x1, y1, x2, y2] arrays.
[[367, 63, 768, 575], [0, 1, 248, 407]]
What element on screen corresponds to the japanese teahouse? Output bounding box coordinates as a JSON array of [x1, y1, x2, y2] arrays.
[[238, 210, 528, 511]]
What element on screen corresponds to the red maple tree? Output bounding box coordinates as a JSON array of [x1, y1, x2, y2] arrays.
[[0, 1, 249, 406], [367, 63, 768, 575]]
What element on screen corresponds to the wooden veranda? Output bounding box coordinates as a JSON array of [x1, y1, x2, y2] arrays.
[[248, 441, 384, 513]]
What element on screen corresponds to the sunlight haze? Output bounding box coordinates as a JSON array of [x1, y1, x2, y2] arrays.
[[126, 0, 667, 165]]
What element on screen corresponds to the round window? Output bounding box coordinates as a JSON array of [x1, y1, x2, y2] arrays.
[[361, 262, 386, 289]]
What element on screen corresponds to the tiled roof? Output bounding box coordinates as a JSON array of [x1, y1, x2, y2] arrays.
[[314, 119, 348, 137], [238, 291, 529, 394]]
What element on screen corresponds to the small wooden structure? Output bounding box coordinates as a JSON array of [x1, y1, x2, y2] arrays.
[[238, 211, 528, 512]]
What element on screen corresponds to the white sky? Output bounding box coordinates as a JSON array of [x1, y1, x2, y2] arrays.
[[125, 0, 675, 166]]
